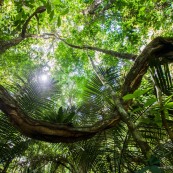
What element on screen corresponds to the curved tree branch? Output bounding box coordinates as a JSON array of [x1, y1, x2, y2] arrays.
[[0, 32, 136, 61], [21, 6, 46, 38], [0, 6, 46, 54], [43, 33, 137, 60], [0, 85, 120, 143], [122, 37, 173, 96]]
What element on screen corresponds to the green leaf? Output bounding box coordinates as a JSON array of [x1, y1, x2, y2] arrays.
[[16, 13, 22, 20], [150, 166, 162, 173], [164, 94, 173, 105], [136, 166, 150, 173], [137, 166, 162, 173], [165, 102, 173, 108], [144, 98, 157, 107], [133, 88, 150, 97], [83, 0, 90, 3], [57, 16, 61, 27], [49, 10, 54, 21], [46, 2, 51, 14], [132, 107, 143, 113], [52, 0, 61, 5], [61, 8, 69, 15], [123, 88, 151, 101], [139, 7, 146, 16], [148, 156, 160, 166], [58, 106, 63, 117], [123, 94, 134, 101], [14, 20, 20, 26], [164, 108, 169, 119], [155, 115, 162, 127]]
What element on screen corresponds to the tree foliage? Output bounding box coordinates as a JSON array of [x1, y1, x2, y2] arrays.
[[0, 0, 173, 172]]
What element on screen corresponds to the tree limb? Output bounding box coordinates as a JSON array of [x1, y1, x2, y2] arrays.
[[21, 6, 46, 38], [43, 33, 137, 60], [0, 34, 41, 54], [0, 6, 46, 54], [0, 33, 137, 61], [0, 85, 120, 143], [0, 37, 24, 54], [122, 37, 173, 96], [114, 98, 150, 157]]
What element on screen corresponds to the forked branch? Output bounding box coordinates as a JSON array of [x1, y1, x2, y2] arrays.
[[21, 6, 46, 38]]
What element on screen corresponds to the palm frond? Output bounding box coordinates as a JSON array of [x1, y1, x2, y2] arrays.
[[8, 70, 77, 125], [152, 141, 173, 172], [150, 62, 173, 95], [68, 137, 103, 173], [78, 67, 121, 125], [0, 113, 30, 169]]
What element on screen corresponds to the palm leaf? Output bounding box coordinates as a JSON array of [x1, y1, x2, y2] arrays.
[[0, 113, 30, 167], [150, 63, 173, 95], [78, 67, 121, 125]]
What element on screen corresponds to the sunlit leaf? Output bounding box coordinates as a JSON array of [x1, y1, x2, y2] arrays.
[[165, 102, 173, 108], [123, 94, 134, 101], [123, 88, 151, 101], [144, 98, 157, 107]]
